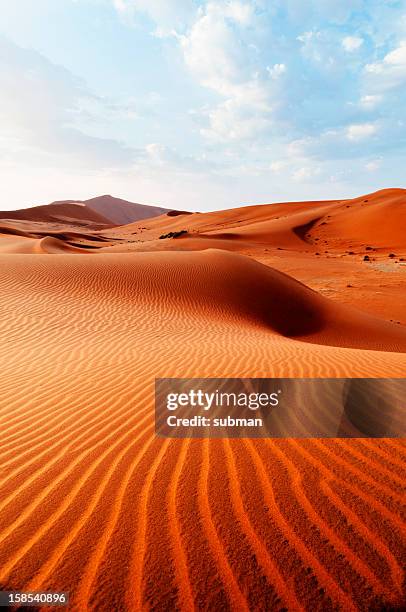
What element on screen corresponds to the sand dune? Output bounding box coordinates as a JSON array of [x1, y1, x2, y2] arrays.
[[0, 236, 77, 254], [0, 190, 405, 610], [1, 195, 171, 227], [83, 195, 170, 225], [321, 188, 406, 249], [109, 187, 406, 255], [0, 201, 112, 228], [94, 187, 404, 325]]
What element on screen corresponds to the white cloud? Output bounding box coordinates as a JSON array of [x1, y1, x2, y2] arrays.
[[143, 142, 215, 174], [365, 159, 381, 172], [269, 160, 286, 173], [297, 29, 338, 69], [179, 2, 255, 94], [292, 165, 321, 182], [385, 41, 406, 66], [365, 40, 406, 91], [359, 94, 382, 109], [0, 35, 132, 169], [225, 1, 255, 25], [285, 121, 385, 162], [178, 1, 272, 142], [297, 30, 322, 61], [145, 142, 168, 163], [201, 93, 271, 141], [342, 36, 363, 52], [346, 123, 377, 141], [112, 1, 274, 144], [267, 63, 286, 78]]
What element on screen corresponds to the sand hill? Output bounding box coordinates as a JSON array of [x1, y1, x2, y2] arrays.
[[0, 188, 404, 610], [83, 195, 170, 225], [0, 195, 171, 227], [0, 201, 112, 228]]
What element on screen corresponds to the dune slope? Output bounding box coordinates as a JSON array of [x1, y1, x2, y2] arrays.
[[0, 202, 112, 228], [84, 195, 170, 225], [0, 249, 404, 611], [108, 187, 405, 255], [0, 196, 171, 227]]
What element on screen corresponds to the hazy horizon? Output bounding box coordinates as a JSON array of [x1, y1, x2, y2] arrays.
[[1, 0, 405, 212], [4, 185, 406, 216]]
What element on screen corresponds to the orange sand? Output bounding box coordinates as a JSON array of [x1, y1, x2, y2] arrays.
[[0, 188, 405, 610]]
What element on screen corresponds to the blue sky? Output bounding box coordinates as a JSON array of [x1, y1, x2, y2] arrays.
[[0, 0, 405, 211]]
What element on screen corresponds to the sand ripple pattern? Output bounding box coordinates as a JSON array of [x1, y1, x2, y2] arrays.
[[0, 252, 404, 611]]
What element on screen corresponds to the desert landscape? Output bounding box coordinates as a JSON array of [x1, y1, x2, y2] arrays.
[[0, 188, 405, 611]]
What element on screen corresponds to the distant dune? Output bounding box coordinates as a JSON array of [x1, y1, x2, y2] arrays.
[[0, 201, 112, 228], [112, 187, 406, 253], [0, 194, 171, 227], [0, 188, 404, 610], [83, 195, 171, 225]]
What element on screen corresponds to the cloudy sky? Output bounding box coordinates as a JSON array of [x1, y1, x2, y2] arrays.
[[1, 0, 405, 211]]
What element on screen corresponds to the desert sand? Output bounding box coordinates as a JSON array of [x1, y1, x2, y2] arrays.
[[0, 188, 405, 610]]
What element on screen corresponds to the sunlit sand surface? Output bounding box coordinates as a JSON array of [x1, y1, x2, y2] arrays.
[[0, 188, 405, 610]]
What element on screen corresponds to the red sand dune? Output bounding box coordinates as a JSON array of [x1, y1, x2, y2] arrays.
[[0, 201, 112, 228], [320, 188, 406, 249], [108, 187, 406, 254], [0, 195, 171, 227], [83, 195, 170, 225], [0, 189, 405, 610]]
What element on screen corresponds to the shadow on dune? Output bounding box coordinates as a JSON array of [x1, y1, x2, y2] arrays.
[[0, 225, 111, 243], [0, 226, 33, 238], [292, 216, 322, 243], [337, 379, 404, 437]]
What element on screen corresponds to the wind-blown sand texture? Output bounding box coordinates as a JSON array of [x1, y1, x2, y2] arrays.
[[0, 188, 405, 610]]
